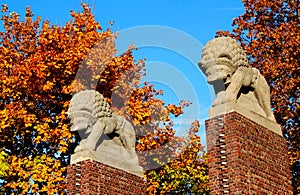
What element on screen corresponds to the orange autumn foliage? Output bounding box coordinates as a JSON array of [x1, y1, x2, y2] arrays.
[[0, 3, 208, 194], [146, 120, 209, 194]]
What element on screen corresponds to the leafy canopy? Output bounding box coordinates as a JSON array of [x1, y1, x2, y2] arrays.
[[0, 3, 208, 194]]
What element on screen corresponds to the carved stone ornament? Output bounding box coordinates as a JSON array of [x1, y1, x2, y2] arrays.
[[67, 90, 143, 176], [198, 37, 281, 134]]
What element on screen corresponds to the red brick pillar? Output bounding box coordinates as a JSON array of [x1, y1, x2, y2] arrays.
[[67, 159, 146, 194], [206, 111, 293, 194]]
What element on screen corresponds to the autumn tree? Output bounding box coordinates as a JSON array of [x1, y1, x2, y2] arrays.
[[0, 3, 208, 194], [146, 120, 209, 194], [217, 0, 299, 193]]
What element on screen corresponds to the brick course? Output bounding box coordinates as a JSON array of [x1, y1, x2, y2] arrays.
[[206, 112, 293, 194], [67, 159, 146, 195]]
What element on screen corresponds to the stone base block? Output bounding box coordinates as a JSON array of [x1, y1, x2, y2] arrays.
[[208, 102, 281, 134]]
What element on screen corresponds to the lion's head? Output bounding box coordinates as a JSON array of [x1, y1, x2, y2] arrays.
[[198, 37, 249, 83], [67, 90, 114, 132]]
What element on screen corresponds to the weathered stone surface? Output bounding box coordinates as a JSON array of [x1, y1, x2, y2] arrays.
[[67, 90, 143, 176], [199, 37, 277, 122], [209, 102, 281, 135], [70, 147, 143, 176]]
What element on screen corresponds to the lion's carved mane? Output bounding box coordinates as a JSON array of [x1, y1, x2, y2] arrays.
[[199, 37, 275, 121]]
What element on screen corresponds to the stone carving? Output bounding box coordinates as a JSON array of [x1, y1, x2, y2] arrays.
[[198, 37, 276, 121], [67, 90, 143, 175]]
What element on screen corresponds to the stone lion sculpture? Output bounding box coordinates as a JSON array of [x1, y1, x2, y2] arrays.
[[67, 90, 142, 174], [198, 37, 275, 121]]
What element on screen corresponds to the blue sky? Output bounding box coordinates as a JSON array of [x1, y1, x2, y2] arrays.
[[1, 0, 245, 146]]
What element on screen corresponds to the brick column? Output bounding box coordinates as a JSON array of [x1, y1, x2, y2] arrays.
[[67, 159, 146, 194], [206, 112, 293, 194]]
